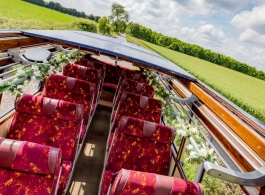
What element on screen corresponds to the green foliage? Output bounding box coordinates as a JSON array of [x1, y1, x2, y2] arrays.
[[73, 20, 97, 33], [0, 0, 97, 31], [23, 0, 101, 21], [109, 2, 129, 33], [126, 23, 265, 81], [98, 17, 111, 35], [131, 37, 265, 123]]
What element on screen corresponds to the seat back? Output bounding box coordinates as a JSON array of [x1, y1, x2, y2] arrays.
[[113, 78, 154, 108], [7, 94, 83, 162], [111, 94, 162, 131], [104, 62, 124, 87], [0, 138, 62, 195], [116, 69, 148, 92], [63, 63, 102, 102], [106, 117, 175, 175], [110, 169, 204, 195], [76, 57, 106, 79], [42, 74, 96, 124]]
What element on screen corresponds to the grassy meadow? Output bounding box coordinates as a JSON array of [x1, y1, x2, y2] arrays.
[[0, 0, 97, 30], [127, 36, 265, 123]]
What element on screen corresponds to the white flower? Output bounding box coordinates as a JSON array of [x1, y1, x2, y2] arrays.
[[31, 76, 37, 81], [177, 129, 186, 137], [17, 85, 24, 90], [199, 148, 207, 157], [0, 78, 3, 85], [60, 62, 66, 67], [33, 70, 41, 77], [17, 68, 25, 75], [208, 148, 214, 155], [43, 60, 48, 63], [190, 127, 198, 134], [48, 69, 54, 75], [32, 65, 39, 71], [190, 151, 199, 159], [186, 144, 194, 150]]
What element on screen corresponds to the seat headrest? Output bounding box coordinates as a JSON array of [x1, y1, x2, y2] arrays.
[[15, 94, 83, 122], [46, 74, 96, 95], [120, 79, 154, 96], [120, 92, 162, 112], [0, 138, 62, 175], [110, 169, 204, 195], [117, 117, 175, 144]]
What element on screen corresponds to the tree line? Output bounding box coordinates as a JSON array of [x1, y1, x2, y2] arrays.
[[23, 0, 100, 22], [126, 23, 265, 81]]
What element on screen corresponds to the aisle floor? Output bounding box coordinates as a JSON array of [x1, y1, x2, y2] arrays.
[[67, 109, 111, 195]]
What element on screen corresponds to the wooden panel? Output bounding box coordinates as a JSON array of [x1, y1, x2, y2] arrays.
[[0, 37, 46, 51], [177, 79, 265, 161], [193, 104, 256, 172], [0, 32, 22, 37], [0, 58, 12, 66]]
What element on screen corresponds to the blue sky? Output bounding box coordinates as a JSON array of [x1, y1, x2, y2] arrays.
[[50, 0, 265, 71]]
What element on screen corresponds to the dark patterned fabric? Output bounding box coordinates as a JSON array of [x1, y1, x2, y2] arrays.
[[57, 161, 73, 195], [116, 69, 148, 92], [104, 63, 124, 86], [42, 74, 95, 125], [76, 57, 106, 79], [106, 117, 172, 175], [7, 94, 82, 162], [113, 92, 162, 115], [0, 139, 62, 195], [63, 63, 102, 102], [111, 104, 161, 132], [113, 79, 154, 108], [100, 170, 115, 195], [110, 169, 204, 195]]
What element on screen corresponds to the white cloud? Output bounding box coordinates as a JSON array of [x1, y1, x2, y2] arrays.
[[239, 29, 265, 46], [231, 5, 265, 34]]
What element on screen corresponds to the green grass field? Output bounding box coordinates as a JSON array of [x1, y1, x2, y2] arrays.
[[127, 36, 265, 123], [0, 0, 96, 30]]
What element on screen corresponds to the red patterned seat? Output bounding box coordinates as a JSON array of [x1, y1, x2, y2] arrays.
[[42, 74, 96, 125], [116, 69, 148, 92], [113, 78, 154, 109], [76, 57, 106, 80], [6, 94, 84, 194], [63, 63, 102, 103], [7, 94, 83, 162], [109, 169, 204, 195], [111, 93, 162, 132], [0, 138, 62, 195], [103, 62, 124, 89], [100, 117, 175, 195], [112, 91, 162, 120]]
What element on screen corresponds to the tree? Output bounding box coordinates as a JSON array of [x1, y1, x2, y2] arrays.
[[109, 2, 130, 32], [98, 17, 111, 34]]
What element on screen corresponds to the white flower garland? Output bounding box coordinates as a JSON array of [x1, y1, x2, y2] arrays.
[[0, 49, 84, 97], [143, 69, 216, 163]]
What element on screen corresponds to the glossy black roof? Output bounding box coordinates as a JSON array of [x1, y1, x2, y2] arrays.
[[22, 30, 195, 81]]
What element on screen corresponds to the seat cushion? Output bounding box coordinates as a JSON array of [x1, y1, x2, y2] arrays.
[[57, 161, 73, 195], [110, 169, 204, 195], [100, 170, 116, 195]]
